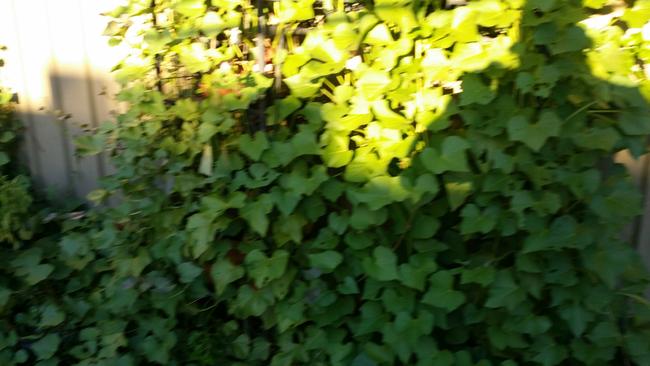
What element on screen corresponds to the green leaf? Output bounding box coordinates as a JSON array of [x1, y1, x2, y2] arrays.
[[622, 2, 650, 27], [365, 23, 393, 45], [31, 334, 60, 360], [280, 164, 328, 196], [487, 326, 527, 350], [198, 122, 220, 143], [270, 188, 301, 216], [284, 74, 323, 98], [443, 175, 473, 211], [239, 132, 270, 160], [347, 176, 410, 210], [411, 174, 440, 203], [586, 321, 619, 347], [102, 20, 125, 36], [338, 276, 360, 294], [507, 111, 561, 151], [328, 113, 373, 133], [398, 262, 429, 291], [177, 43, 212, 73], [460, 204, 498, 234], [245, 250, 290, 288], [267, 96, 301, 123], [177, 262, 203, 283], [308, 251, 343, 272], [13, 350, 28, 364], [0, 131, 16, 143], [234, 163, 280, 189], [328, 212, 349, 234], [320, 131, 353, 168], [460, 266, 495, 287], [485, 270, 524, 310], [421, 136, 471, 174], [40, 304, 65, 327], [459, 74, 495, 105], [515, 72, 535, 93], [410, 213, 440, 239], [363, 246, 399, 281], [357, 69, 392, 100], [422, 271, 466, 311], [186, 213, 218, 258], [232, 334, 251, 359], [272, 214, 305, 244], [345, 231, 374, 250], [371, 100, 409, 127], [174, 0, 207, 17], [0, 287, 10, 309], [143, 29, 173, 53], [527, 0, 558, 12], [200, 11, 226, 36], [531, 338, 567, 366], [363, 341, 395, 364], [233, 286, 274, 317], [74, 135, 105, 156], [572, 127, 620, 151], [210, 259, 245, 295], [551, 26, 591, 54], [86, 189, 108, 204], [351, 353, 378, 366], [349, 205, 388, 230], [10, 248, 54, 285], [451, 6, 480, 42], [519, 315, 552, 335], [241, 195, 273, 235], [277, 0, 315, 22], [559, 302, 594, 337], [290, 129, 319, 156], [625, 331, 650, 364]]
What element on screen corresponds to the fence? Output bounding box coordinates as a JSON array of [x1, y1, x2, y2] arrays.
[[1, 0, 650, 264], [0, 0, 124, 199]]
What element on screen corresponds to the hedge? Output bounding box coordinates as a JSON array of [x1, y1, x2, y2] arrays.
[[2, 0, 650, 365]]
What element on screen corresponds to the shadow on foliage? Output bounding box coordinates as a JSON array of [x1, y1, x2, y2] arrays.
[[4, 1, 650, 366]]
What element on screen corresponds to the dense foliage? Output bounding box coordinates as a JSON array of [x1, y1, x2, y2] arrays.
[[0, 46, 59, 364], [0, 54, 31, 361], [0, 50, 21, 176], [0, 49, 35, 246], [3, 0, 650, 365]]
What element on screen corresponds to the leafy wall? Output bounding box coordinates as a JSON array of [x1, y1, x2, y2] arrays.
[[2, 0, 650, 365]]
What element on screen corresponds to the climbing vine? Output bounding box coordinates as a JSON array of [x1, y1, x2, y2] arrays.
[[2, 0, 650, 365]]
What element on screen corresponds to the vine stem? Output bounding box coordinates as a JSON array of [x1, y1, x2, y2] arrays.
[[255, 0, 267, 131], [564, 101, 598, 122], [393, 204, 422, 250], [150, 0, 163, 93]]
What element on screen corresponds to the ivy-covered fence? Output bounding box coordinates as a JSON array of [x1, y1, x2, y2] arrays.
[[0, 0, 122, 200], [2, 0, 650, 365]]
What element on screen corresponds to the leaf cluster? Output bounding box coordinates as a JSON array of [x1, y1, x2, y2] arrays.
[[3, 1, 650, 365]]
